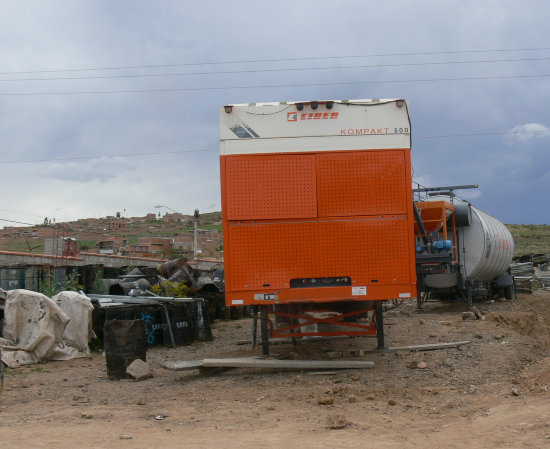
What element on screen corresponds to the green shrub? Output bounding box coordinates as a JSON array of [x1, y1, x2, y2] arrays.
[[151, 281, 190, 298], [39, 271, 83, 297]]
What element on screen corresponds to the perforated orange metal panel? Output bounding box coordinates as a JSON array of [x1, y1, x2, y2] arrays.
[[227, 221, 320, 290], [318, 218, 411, 284], [316, 151, 407, 217], [221, 147, 416, 306], [225, 154, 317, 220]]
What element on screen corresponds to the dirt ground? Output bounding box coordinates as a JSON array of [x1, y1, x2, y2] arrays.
[[1, 291, 550, 448]]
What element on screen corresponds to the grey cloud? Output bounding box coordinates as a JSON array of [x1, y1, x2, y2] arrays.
[[1, 1, 550, 225]]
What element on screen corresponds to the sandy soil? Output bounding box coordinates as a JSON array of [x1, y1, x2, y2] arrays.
[[1, 291, 550, 448]]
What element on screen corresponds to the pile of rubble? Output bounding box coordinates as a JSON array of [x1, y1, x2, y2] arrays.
[[510, 262, 535, 294], [510, 255, 550, 293], [536, 272, 550, 290]]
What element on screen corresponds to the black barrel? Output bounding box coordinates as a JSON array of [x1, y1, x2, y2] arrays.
[[162, 304, 193, 346], [189, 299, 213, 342], [103, 319, 147, 380], [95, 306, 138, 345], [139, 306, 166, 346]]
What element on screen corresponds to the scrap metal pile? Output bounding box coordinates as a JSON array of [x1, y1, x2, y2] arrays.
[[91, 258, 226, 348]]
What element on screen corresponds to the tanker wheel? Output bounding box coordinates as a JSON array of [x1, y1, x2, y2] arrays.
[[505, 283, 515, 301], [497, 287, 506, 299], [260, 306, 270, 356], [375, 301, 386, 350]]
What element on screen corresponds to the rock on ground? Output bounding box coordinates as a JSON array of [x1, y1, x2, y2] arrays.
[[126, 359, 152, 381], [326, 413, 348, 429]]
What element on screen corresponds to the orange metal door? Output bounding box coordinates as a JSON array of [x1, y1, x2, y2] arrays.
[[221, 148, 416, 306], [225, 154, 317, 220], [316, 151, 408, 217]]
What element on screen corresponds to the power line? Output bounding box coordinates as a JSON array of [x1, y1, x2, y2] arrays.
[[0, 218, 37, 226], [0, 148, 213, 164], [415, 130, 550, 139], [1, 46, 550, 75], [0, 208, 45, 218], [0, 130, 547, 165], [1, 73, 549, 96], [2, 56, 550, 83]]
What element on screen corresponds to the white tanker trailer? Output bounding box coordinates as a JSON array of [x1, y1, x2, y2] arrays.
[[414, 189, 514, 305]]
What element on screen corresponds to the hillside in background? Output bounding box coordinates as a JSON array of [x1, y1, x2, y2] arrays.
[[2, 213, 548, 259], [0, 211, 223, 257], [506, 224, 550, 257]]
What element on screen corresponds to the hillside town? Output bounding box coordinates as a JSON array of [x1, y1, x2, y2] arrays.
[[0, 211, 223, 292]]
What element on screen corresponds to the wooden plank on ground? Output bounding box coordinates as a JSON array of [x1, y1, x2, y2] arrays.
[[162, 360, 204, 371], [161, 357, 260, 372], [387, 341, 471, 352], [202, 359, 374, 370]]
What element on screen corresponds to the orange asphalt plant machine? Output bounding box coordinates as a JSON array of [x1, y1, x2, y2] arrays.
[[219, 99, 416, 354]]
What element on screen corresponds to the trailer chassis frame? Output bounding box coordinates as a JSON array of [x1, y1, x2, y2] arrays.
[[252, 302, 385, 355]]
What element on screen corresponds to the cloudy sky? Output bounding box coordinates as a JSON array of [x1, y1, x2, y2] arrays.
[[0, 0, 549, 226]]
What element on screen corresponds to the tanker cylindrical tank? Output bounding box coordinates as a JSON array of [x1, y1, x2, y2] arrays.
[[423, 195, 514, 289]]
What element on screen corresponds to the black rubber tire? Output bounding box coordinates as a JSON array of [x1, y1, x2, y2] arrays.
[[505, 284, 515, 301]]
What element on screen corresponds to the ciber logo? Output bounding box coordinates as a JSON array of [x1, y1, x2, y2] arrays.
[[288, 112, 339, 122]]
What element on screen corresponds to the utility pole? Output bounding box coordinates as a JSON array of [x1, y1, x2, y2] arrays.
[[193, 208, 200, 259]]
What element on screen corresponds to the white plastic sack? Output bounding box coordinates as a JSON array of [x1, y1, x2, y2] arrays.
[[49, 291, 94, 360], [0, 289, 69, 368]]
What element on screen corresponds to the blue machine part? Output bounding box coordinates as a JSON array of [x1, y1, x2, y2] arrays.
[[433, 240, 452, 252]]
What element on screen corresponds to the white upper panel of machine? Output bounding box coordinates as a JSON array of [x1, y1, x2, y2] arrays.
[[219, 99, 411, 155]]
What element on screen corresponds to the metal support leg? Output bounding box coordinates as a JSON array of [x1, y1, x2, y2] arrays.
[[162, 304, 176, 348], [375, 301, 385, 350], [251, 306, 258, 349], [260, 305, 270, 356], [416, 275, 424, 310]]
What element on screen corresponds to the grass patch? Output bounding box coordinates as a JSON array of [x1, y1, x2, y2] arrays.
[[506, 224, 550, 256], [0, 239, 45, 253]]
